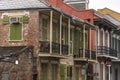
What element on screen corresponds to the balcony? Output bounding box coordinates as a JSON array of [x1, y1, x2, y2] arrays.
[[74, 49, 96, 61], [39, 41, 68, 57], [91, 51, 96, 60], [97, 46, 118, 58]]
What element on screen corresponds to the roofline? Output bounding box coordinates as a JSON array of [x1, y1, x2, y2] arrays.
[[0, 4, 95, 29], [94, 18, 117, 29]]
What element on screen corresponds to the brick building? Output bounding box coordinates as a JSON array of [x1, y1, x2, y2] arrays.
[[0, 0, 96, 80]]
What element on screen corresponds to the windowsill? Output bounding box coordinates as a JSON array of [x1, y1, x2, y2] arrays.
[[9, 40, 23, 42]]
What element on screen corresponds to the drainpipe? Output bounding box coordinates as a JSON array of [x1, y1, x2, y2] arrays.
[[50, 10, 53, 54]]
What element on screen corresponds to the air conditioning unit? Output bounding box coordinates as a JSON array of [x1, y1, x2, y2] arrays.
[[10, 17, 21, 23]]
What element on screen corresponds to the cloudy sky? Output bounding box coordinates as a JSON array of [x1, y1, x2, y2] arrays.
[[89, 0, 120, 13]]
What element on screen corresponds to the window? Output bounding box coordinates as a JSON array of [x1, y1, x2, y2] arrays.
[[60, 64, 66, 80], [67, 66, 72, 80], [51, 64, 57, 80], [74, 29, 80, 54], [100, 29, 104, 46], [62, 25, 68, 45], [105, 31, 109, 47], [76, 67, 80, 80], [42, 18, 48, 40], [52, 22, 58, 42], [70, 28, 74, 54], [115, 68, 118, 80], [41, 63, 48, 80], [10, 23, 22, 41]]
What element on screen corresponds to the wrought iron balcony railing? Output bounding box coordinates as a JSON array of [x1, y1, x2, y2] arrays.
[[39, 41, 68, 55], [91, 51, 96, 60], [39, 41, 50, 53], [52, 42, 60, 54], [74, 49, 96, 60], [62, 44, 68, 55], [97, 46, 117, 58], [40, 41, 50, 53]]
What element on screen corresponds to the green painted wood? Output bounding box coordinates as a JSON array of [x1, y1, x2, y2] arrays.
[[60, 64, 66, 80], [2, 16, 9, 24], [10, 23, 22, 40], [42, 18, 48, 40]]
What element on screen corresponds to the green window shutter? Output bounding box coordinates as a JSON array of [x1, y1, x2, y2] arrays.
[[41, 63, 48, 80], [52, 23, 57, 42], [23, 16, 29, 23], [65, 27, 68, 45], [76, 67, 80, 80], [51, 64, 57, 80], [74, 29, 80, 54], [60, 64, 66, 80], [10, 23, 22, 40], [80, 32, 83, 49], [67, 66, 72, 80], [2, 16, 9, 24], [42, 19, 48, 40]]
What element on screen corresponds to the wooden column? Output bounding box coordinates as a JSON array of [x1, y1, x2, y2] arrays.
[[68, 18, 70, 55], [83, 24, 86, 58], [60, 15, 62, 55], [50, 10, 53, 54]]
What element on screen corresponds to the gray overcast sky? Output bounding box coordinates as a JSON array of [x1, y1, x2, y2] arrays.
[[89, 0, 120, 13]]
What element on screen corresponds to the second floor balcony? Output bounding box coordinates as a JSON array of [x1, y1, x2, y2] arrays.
[[39, 41, 68, 58], [97, 46, 118, 59], [73, 49, 96, 61]]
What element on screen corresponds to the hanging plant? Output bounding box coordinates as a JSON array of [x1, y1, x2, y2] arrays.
[[2, 15, 9, 24], [23, 15, 29, 23]]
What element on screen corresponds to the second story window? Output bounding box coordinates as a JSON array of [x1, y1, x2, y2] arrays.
[[62, 25, 68, 45], [10, 23, 22, 41], [100, 29, 104, 46], [74, 28, 80, 54], [105, 31, 109, 47], [42, 18, 48, 41], [52, 22, 58, 43]]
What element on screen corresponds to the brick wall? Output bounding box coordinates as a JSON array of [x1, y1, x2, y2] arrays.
[[0, 11, 40, 56]]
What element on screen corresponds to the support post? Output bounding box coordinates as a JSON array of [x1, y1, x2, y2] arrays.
[[83, 24, 86, 58], [60, 15, 62, 55], [50, 11, 53, 54], [68, 18, 70, 55]]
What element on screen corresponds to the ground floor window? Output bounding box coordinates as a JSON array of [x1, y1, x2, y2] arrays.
[[76, 67, 80, 80], [51, 64, 57, 80], [60, 64, 66, 80], [41, 63, 48, 80], [115, 68, 118, 80]]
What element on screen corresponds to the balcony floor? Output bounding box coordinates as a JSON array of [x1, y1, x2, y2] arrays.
[[97, 55, 118, 60], [38, 53, 68, 59]]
